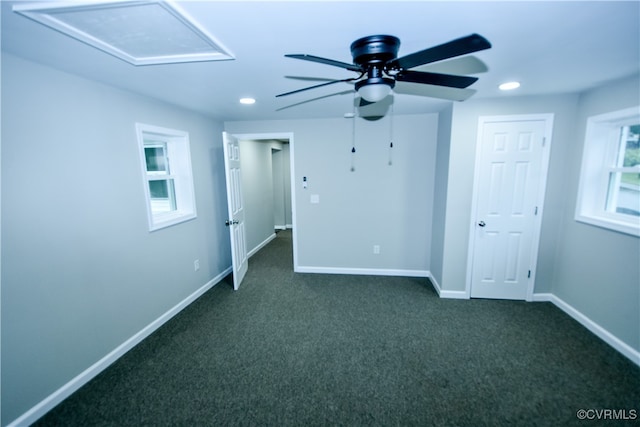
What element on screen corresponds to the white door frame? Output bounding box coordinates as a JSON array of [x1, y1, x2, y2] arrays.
[[465, 114, 554, 301], [228, 132, 298, 270]]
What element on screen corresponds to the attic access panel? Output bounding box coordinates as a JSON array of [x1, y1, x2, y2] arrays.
[[13, 1, 235, 65]]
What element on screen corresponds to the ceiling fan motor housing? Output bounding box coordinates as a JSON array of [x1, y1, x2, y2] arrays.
[[350, 35, 400, 66], [351, 35, 400, 90]]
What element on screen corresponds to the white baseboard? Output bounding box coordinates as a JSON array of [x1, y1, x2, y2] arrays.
[[274, 225, 286, 231], [247, 233, 276, 258], [438, 290, 470, 299], [8, 267, 233, 427], [531, 292, 553, 302], [533, 292, 640, 367], [428, 272, 442, 295], [12, 272, 637, 426], [295, 266, 429, 278], [292, 267, 467, 298], [427, 273, 470, 299]]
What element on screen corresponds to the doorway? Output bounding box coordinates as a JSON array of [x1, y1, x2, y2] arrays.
[[271, 146, 292, 231], [228, 132, 297, 271], [466, 115, 553, 300]]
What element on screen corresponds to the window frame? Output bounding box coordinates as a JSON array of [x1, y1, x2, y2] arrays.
[[575, 106, 640, 237], [136, 123, 197, 231]]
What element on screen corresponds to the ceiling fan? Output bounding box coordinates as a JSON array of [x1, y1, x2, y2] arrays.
[[277, 33, 491, 103]]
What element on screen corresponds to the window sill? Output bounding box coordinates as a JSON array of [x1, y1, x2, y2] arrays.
[[149, 211, 197, 232], [575, 212, 640, 237]]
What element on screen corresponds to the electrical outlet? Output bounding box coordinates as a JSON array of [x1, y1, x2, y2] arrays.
[[373, 245, 380, 255], [194, 259, 200, 271]]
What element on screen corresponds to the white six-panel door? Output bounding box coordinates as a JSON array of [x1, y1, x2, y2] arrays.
[[469, 116, 553, 300], [223, 132, 248, 290]]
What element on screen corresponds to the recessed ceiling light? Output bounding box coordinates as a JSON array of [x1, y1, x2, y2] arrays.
[[499, 81, 521, 91], [239, 98, 256, 105]]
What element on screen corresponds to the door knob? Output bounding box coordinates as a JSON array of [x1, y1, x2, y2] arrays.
[[225, 219, 239, 226], [478, 221, 486, 227]]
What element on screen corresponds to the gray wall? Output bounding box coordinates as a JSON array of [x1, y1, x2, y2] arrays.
[[226, 113, 438, 273], [441, 75, 639, 353], [430, 105, 453, 287], [442, 94, 579, 293], [551, 74, 639, 350], [1, 53, 232, 425], [4, 49, 637, 426]]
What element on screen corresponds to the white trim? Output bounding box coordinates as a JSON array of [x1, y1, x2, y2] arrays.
[[531, 292, 553, 302], [136, 123, 197, 232], [7, 267, 232, 427], [287, 136, 299, 272], [428, 272, 471, 299], [295, 266, 429, 278], [296, 269, 467, 298], [466, 114, 554, 301], [532, 293, 639, 367], [428, 272, 442, 295], [574, 106, 640, 237], [247, 233, 276, 258], [13, 1, 235, 66], [227, 132, 298, 272], [11, 273, 638, 426], [228, 132, 293, 141], [274, 225, 294, 230], [575, 214, 640, 237], [438, 290, 470, 299]]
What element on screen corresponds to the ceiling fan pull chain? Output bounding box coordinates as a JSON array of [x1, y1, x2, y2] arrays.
[[388, 100, 395, 166], [350, 92, 358, 172], [351, 146, 356, 172]]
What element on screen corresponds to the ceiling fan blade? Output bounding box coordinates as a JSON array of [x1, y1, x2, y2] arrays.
[[285, 54, 363, 72], [276, 77, 358, 98], [416, 55, 488, 75], [276, 90, 354, 112], [285, 75, 342, 82], [388, 34, 491, 70], [359, 97, 375, 107], [394, 81, 477, 102], [395, 70, 478, 89]]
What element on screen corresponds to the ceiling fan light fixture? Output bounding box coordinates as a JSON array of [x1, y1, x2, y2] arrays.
[[355, 77, 395, 103]]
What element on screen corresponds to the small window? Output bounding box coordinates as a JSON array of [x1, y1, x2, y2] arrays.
[[575, 107, 640, 237], [136, 123, 196, 231]]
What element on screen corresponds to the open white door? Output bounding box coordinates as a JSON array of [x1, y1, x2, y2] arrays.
[[222, 132, 248, 290], [469, 115, 553, 300]]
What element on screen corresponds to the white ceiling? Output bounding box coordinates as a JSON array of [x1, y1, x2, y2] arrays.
[[2, 1, 639, 121]]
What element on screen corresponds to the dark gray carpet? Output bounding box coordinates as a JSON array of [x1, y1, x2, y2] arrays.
[[35, 230, 639, 426]]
